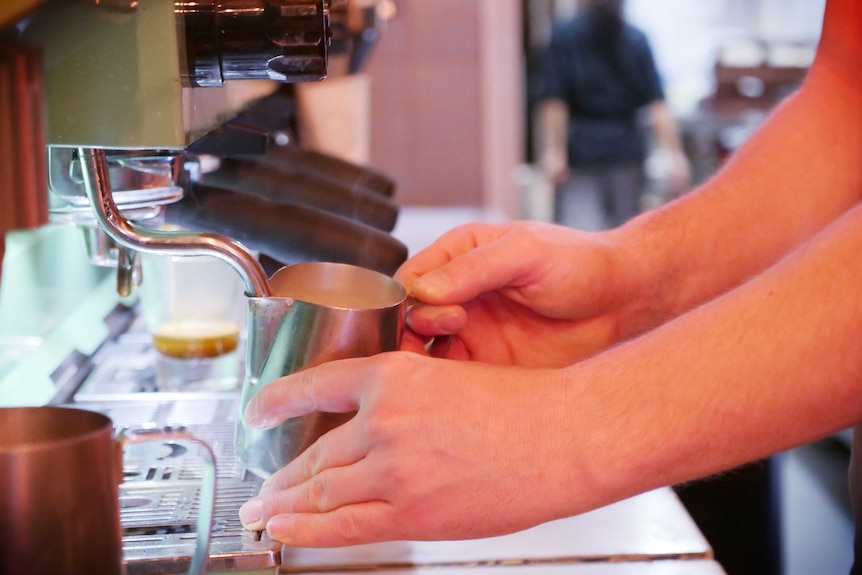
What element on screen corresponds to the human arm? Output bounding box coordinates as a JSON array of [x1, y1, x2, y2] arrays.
[[646, 99, 691, 198], [536, 98, 569, 186], [402, 39, 862, 362], [612, 0, 862, 335], [533, 23, 573, 188], [237, 0, 862, 547], [238, 202, 862, 546], [405, 0, 862, 348]]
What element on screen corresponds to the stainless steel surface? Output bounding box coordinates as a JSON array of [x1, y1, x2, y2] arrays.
[[73, 329, 236, 400], [18, 0, 324, 148], [118, 427, 218, 575], [179, 0, 331, 86], [48, 148, 183, 224], [0, 406, 215, 575], [79, 148, 272, 298], [236, 261, 407, 478], [17, 312, 281, 574], [81, 225, 135, 268], [70, 395, 282, 575], [48, 147, 183, 274], [116, 245, 141, 297]]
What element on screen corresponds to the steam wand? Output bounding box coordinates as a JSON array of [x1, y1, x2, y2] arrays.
[[78, 148, 272, 298]]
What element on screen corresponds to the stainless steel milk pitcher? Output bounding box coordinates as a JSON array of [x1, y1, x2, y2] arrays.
[[235, 261, 407, 479]]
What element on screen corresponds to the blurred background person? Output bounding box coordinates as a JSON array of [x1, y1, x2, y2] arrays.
[[536, 0, 691, 231]]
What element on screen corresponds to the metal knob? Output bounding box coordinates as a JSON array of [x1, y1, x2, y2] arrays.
[[179, 0, 331, 87]]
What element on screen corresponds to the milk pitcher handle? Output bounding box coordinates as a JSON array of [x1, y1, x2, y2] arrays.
[[119, 428, 217, 575]]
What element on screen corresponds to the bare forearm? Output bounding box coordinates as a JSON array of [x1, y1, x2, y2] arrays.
[[536, 99, 569, 182], [553, 205, 862, 514], [647, 100, 684, 155], [611, 59, 862, 336]]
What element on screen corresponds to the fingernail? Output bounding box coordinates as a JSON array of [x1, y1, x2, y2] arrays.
[[434, 312, 464, 332], [244, 400, 270, 429], [259, 476, 274, 495], [415, 272, 450, 298], [266, 515, 293, 542], [239, 498, 263, 527]]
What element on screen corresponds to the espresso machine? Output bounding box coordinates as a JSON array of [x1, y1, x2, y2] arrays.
[[0, 1, 403, 572]]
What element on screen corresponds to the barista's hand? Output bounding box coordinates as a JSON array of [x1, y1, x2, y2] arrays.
[[238, 353, 581, 546], [397, 221, 637, 367]]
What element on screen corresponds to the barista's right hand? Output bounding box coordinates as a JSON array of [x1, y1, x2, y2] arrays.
[[395, 221, 646, 368], [237, 352, 620, 547]]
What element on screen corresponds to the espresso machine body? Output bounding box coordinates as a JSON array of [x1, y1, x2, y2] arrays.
[[0, 1, 402, 572]]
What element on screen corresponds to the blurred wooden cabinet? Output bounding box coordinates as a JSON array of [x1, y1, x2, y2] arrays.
[[365, 0, 524, 216]]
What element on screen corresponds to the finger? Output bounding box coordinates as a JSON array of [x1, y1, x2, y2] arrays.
[[265, 502, 395, 547], [406, 226, 554, 306], [405, 303, 467, 336], [240, 461, 382, 531], [244, 359, 367, 429], [259, 419, 367, 496], [395, 222, 512, 289]]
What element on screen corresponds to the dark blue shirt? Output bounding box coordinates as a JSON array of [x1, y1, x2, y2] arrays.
[[538, 11, 665, 167]]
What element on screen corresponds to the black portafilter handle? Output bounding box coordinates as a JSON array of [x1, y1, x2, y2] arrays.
[[164, 184, 408, 277], [203, 158, 399, 232], [193, 88, 397, 201], [248, 145, 396, 199]]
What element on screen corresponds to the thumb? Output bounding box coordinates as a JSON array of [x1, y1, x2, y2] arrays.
[[410, 230, 540, 306]]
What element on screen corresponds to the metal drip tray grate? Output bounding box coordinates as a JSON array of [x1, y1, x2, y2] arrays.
[[72, 331, 245, 400], [71, 398, 281, 575]]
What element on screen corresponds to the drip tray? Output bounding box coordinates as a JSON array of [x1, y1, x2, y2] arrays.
[[70, 397, 281, 575], [72, 331, 245, 400]]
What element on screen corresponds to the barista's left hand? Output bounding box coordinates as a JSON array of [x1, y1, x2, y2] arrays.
[[395, 221, 634, 367], [237, 353, 578, 547]]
